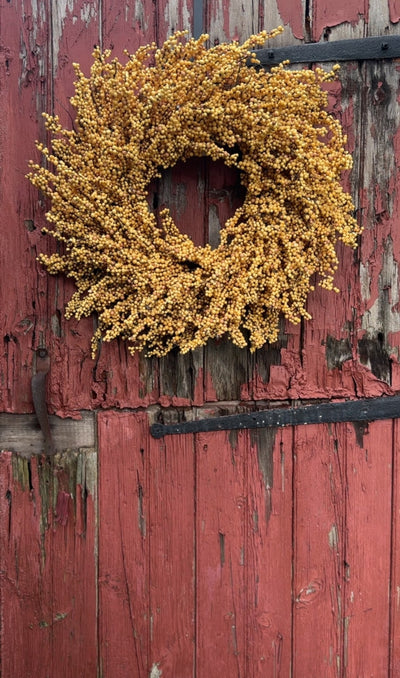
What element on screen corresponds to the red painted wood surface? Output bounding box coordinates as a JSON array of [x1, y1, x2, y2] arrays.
[[2, 1, 400, 677], [0, 451, 97, 677]]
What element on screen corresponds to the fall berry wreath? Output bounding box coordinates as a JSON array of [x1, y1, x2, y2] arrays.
[[28, 28, 360, 357]]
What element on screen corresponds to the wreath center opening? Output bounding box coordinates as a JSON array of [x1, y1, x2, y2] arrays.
[[149, 157, 245, 250]]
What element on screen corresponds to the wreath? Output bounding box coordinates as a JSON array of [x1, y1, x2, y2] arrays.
[[28, 29, 360, 357]]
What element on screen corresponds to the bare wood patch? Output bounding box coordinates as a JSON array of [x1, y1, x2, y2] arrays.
[[0, 411, 95, 456]]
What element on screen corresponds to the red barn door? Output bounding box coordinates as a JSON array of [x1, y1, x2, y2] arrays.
[[2, 1, 400, 676]]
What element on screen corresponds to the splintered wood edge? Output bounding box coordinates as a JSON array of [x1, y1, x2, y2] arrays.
[[0, 411, 96, 456]]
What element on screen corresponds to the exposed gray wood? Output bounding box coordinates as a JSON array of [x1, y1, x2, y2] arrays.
[[0, 411, 95, 456], [206, 0, 260, 44], [159, 347, 203, 402], [205, 340, 250, 401], [310, 0, 400, 42], [260, 0, 307, 44]]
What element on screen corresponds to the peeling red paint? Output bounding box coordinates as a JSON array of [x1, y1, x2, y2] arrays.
[[389, 0, 400, 23], [340, 96, 355, 148], [249, 364, 290, 401], [3, 2, 400, 677], [55, 491, 70, 527], [375, 184, 389, 216], [193, 366, 206, 406], [311, 0, 368, 41], [276, 0, 305, 39], [345, 362, 394, 397], [0, 452, 97, 676], [103, 1, 156, 55], [390, 353, 400, 388]]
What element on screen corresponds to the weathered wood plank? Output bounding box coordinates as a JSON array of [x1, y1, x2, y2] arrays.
[[148, 432, 196, 676], [46, 1, 102, 415], [390, 419, 400, 676], [246, 427, 293, 676], [45, 449, 98, 677], [311, 0, 400, 41], [356, 59, 400, 395], [0, 449, 98, 677], [0, 411, 95, 456], [102, 0, 156, 55], [98, 405, 196, 678], [261, 0, 307, 43], [311, 0, 368, 42], [206, 0, 259, 43], [38, 0, 158, 413], [0, 0, 50, 413], [201, 4, 273, 404], [195, 430, 247, 676], [4, 3, 400, 677], [271, 62, 362, 402], [295, 61, 363, 401], [344, 419, 392, 675], [97, 411, 150, 678], [157, 0, 194, 40], [292, 424, 347, 675], [33, 0, 161, 413], [0, 454, 52, 678]]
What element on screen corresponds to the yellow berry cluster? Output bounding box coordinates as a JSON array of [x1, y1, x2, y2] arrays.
[[28, 29, 360, 357]]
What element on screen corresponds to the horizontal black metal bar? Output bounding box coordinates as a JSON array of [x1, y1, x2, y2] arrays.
[[150, 394, 400, 438], [255, 35, 400, 65]]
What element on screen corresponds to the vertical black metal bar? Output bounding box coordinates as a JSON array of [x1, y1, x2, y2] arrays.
[[193, 0, 204, 38]]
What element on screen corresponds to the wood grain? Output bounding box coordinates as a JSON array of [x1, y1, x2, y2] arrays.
[[292, 424, 347, 676], [390, 419, 400, 676], [148, 428, 196, 676], [0, 0, 50, 413], [3, 1, 400, 676], [195, 430, 248, 676], [0, 449, 98, 678], [0, 412, 95, 456], [246, 427, 293, 676], [344, 420, 393, 675], [98, 411, 150, 677]]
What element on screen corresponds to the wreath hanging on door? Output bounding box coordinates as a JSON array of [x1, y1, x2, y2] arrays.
[[28, 28, 360, 357]]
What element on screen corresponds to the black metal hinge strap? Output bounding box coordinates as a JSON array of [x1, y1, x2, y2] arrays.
[[255, 35, 400, 66], [150, 394, 400, 438]]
